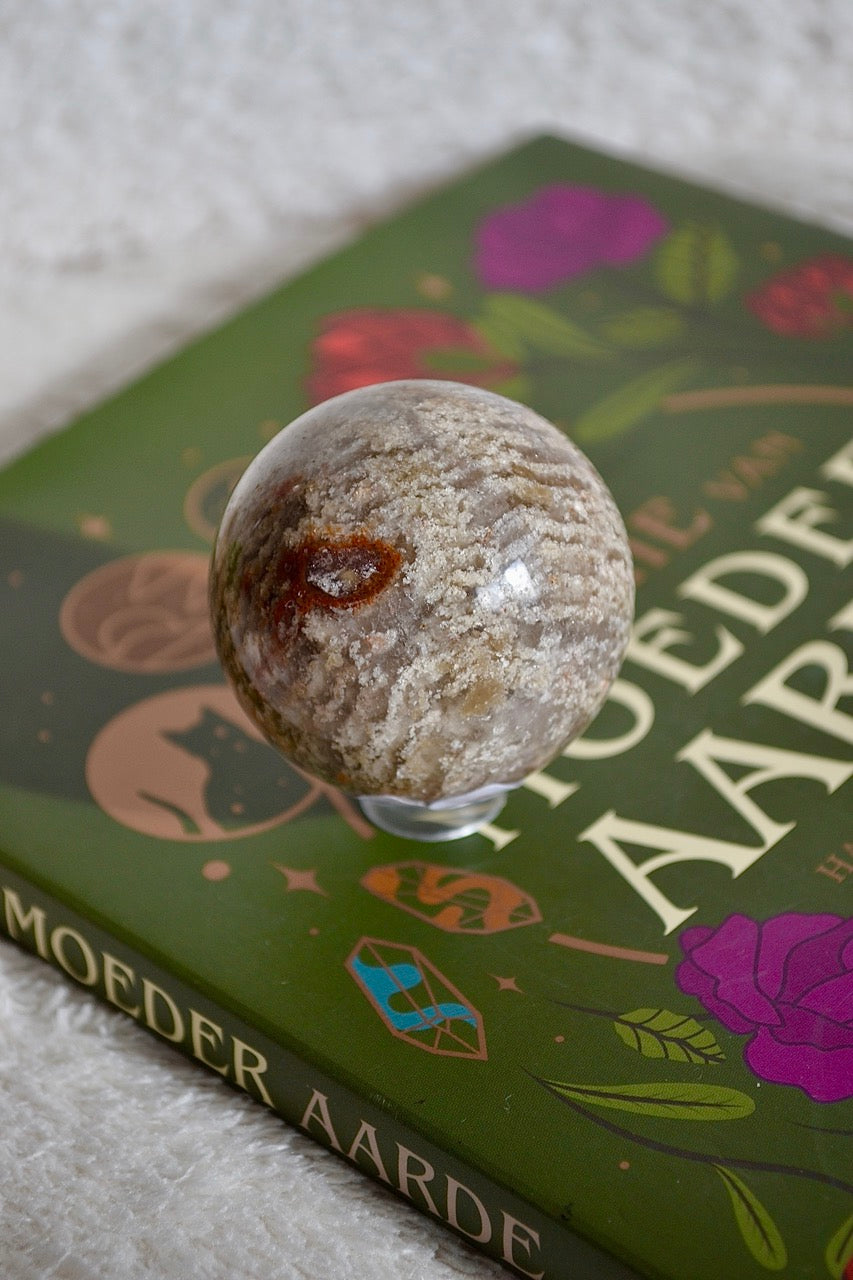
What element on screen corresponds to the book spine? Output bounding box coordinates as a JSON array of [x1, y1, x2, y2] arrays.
[[0, 859, 641, 1280]]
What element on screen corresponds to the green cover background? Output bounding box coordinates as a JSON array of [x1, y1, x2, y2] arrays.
[[1, 138, 851, 1280]]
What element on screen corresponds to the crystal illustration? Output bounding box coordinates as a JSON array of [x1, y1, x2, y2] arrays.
[[346, 937, 487, 1060], [361, 861, 541, 934]]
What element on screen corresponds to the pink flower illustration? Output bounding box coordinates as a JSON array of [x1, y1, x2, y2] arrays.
[[676, 912, 853, 1102], [473, 184, 669, 293]]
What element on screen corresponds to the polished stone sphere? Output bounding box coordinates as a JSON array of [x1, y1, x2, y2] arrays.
[[210, 380, 634, 805]]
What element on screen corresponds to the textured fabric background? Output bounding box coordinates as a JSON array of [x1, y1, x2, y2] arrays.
[[1, 4, 851, 1277]]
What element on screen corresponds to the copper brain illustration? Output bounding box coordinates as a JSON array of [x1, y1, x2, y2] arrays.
[[210, 380, 634, 809]]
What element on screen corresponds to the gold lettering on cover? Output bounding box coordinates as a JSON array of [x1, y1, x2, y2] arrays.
[[677, 730, 851, 847], [521, 771, 578, 808], [299, 1088, 343, 1151], [628, 537, 670, 569], [189, 1009, 229, 1076], [756, 430, 803, 458], [757, 487, 853, 567], [500, 1212, 545, 1280], [703, 474, 751, 502], [626, 608, 742, 692], [446, 1176, 492, 1244], [396, 1145, 440, 1217], [820, 435, 853, 486], [582, 731, 852, 933], [678, 550, 808, 633], [103, 951, 141, 1017], [2, 889, 276, 1108], [346, 1121, 391, 1183], [579, 810, 768, 934], [744, 640, 853, 743], [142, 978, 185, 1042], [830, 598, 853, 631], [231, 1037, 274, 1107], [50, 925, 98, 986], [563, 678, 655, 760], [816, 852, 853, 883], [629, 496, 712, 548], [696, 430, 801, 501], [626, 490, 714, 585], [2, 888, 49, 960], [476, 822, 520, 852]]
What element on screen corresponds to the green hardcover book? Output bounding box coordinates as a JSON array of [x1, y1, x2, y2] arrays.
[[1, 135, 851, 1280]]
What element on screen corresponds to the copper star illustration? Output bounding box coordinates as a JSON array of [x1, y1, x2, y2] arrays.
[[489, 974, 523, 993], [272, 864, 329, 896]]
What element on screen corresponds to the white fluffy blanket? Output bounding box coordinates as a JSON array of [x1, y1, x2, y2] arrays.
[[1, 4, 851, 1277]]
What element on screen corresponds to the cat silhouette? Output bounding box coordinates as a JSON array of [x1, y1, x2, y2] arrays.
[[156, 706, 321, 832]]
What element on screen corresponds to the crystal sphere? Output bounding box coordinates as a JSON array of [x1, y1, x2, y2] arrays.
[[210, 380, 634, 829]]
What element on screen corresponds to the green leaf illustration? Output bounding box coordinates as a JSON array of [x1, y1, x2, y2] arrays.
[[714, 1165, 787, 1271], [600, 306, 685, 347], [490, 374, 534, 403], [472, 315, 527, 361], [826, 1212, 853, 1279], [655, 223, 739, 304], [833, 290, 853, 317], [480, 294, 609, 359], [614, 1009, 725, 1065], [573, 357, 700, 443], [542, 1079, 754, 1120]]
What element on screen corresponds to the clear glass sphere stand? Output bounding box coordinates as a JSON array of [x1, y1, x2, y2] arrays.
[[357, 787, 509, 841]]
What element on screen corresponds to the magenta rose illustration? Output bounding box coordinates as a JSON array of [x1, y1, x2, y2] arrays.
[[473, 184, 669, 293], [676, 912, 853, 1103]]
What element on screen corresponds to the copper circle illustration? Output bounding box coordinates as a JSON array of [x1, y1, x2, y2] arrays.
[[60, 551, 216, 673], [183, 457, 250, 543], [86, 684, 324, 842]]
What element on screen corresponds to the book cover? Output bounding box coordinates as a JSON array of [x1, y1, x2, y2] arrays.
[[1, 135, 851, 1280]]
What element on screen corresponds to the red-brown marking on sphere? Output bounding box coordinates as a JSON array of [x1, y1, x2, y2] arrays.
[[272, 534, 401, 625]]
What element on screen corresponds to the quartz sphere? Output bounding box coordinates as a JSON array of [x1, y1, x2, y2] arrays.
[[210, 380, 634, 806]]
